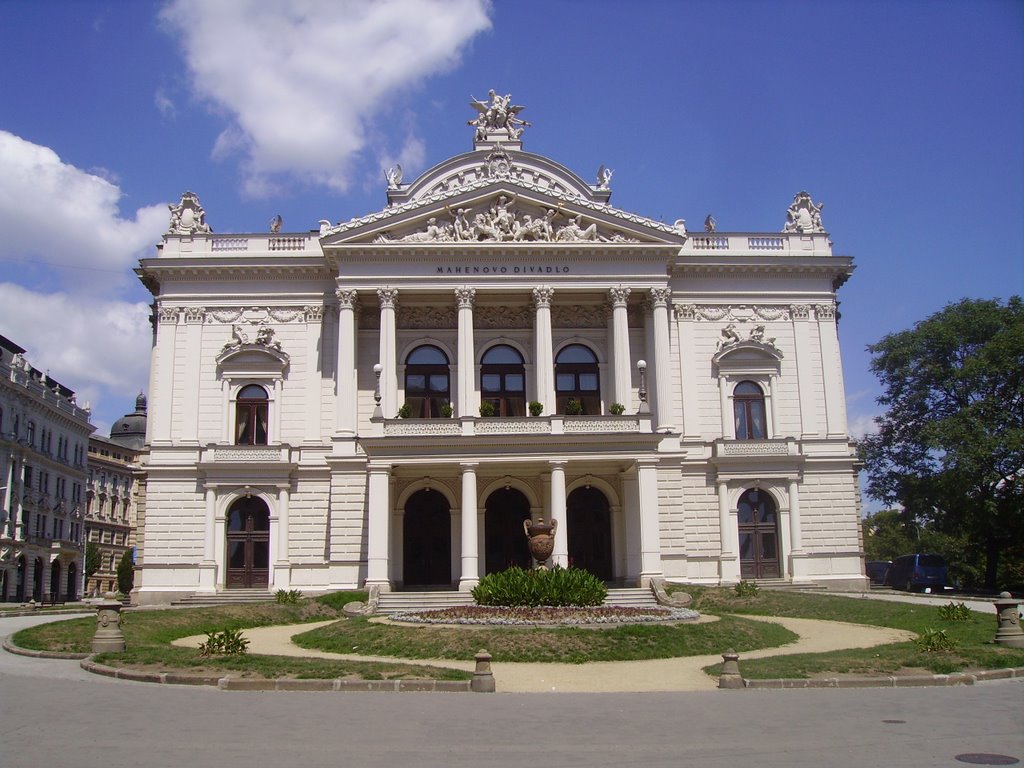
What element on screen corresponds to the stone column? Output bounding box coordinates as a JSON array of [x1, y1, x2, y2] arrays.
[[377, 288, 399, 419], [199, 486, 216, 592], [533, 286, 555, 415], [719, 376, 733, 439], [636, 458, 663, 583], [816, 303, 847, 437], [649, 288, 674, 432], [548, 460, 568, 567], [718, 480, 740, 582], [609, 287, 632, 411], [335, 289, 358, 437], [182, 307, 204, 443], [2, 456, 14, 538], [152, 304, 179, 444], [674, 304, 701, 440], [787, 479, 804, 581], [456, 287, 477, 418], [303, 305, 324, 443], [791, 304, 819, 437], [275, 484, 291, 590], [459, 462, 479, 590], [366, 462, 392, 590]]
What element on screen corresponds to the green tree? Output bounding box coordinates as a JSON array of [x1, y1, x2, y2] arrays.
[[859, 297, 1023, 590], [85, 541, 101, 580], [116, 549, 135, 595]]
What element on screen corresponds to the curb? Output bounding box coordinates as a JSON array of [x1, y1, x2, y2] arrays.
[[78, 658, 475, 692], [742, 667, 1024, 689], [0, 609, 93, 619], [2, 637, 90, 660]]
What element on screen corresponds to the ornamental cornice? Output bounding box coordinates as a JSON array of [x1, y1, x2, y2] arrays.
[[673, 304, 793, 322], [204, 306, 317, 324], [139, 263, 332, 283]]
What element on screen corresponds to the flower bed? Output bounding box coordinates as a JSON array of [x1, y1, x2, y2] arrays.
[[388, 605, 700, 626]]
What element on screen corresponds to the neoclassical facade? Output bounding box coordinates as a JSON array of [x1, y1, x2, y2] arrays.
[[135, 94, 864, 603], [1, 335, 91, 602]]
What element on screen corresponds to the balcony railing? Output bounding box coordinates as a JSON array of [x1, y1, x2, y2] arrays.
[[715, 439, 796, 457], [380, 415, 646, 438], [679, 232, 832, 257]]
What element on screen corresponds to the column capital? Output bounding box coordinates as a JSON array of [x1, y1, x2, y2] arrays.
[[790, 303, 811, 321], [548, 459, 568, 470], [455, 286, 476, 309], [673, 303, 697, 321], [367, 461, 392, 474], [335, 288, 358, 309], [532, 285, 554, 308], [377, 287, 399, 310], [814, 302, 836, 321], [459, 461, 479, 471], [648, 287, 672, 308], [609, 286, 631, 308]]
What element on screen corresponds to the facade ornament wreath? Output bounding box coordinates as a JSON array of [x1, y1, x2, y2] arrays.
[[167, 191, 212, 235]]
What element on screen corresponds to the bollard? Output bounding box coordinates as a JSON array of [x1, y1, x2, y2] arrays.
[[993, 591, 1024, 648], [470, 649, 496, 693], [718, 649, 744, 689], [91, 592, 126, 653]]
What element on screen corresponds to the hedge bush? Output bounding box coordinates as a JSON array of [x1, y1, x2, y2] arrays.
[[472, 566, 607, 607]]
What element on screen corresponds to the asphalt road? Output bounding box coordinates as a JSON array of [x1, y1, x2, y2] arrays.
[[2, 613, 1022, 768]]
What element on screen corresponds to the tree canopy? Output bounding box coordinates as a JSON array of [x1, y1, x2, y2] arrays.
[[859, 297, 1023, 590]]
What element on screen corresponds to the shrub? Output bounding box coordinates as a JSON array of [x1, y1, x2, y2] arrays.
[[472, 566, 607, 607], [397, 403, 412, 419], [478, 402, 496, 417], [116, 550, 135, 595], [275, 589, 303, 604], [914, 627, 958, 653], [734, 580, 760, 597], [528, 401, 543, 417], [440, 402, 454, 418], [565, 399, 584, 415], [609, 402, 626, 415], [937, 601, 971, 622], [198, 628, 250, 657]]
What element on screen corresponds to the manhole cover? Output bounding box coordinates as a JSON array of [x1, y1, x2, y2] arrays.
[[955, 754, 1020, 766]]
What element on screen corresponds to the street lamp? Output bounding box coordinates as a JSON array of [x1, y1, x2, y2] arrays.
[[636, 359, 649, 414], [372, 363, 383, 419]]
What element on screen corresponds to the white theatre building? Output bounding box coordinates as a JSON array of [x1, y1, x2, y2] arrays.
[[135, 93, 865, 604]]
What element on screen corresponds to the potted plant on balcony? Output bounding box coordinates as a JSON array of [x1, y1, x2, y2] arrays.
[[528, 401, 543, 417], [397, 403, 412, 419], [565, 398, 584, 416], [609, 402, 625, 415], [479, 402, 496, 418], [440, 402, 454, 418]]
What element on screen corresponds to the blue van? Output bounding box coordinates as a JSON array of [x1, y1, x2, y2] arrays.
[[885, 553, 948, 592]]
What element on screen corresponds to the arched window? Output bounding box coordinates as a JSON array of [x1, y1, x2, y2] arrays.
[[26, 421, 36, 447], [481, 345, 526, 417], [404, 345, 450, 418], [555, 344, 600, 415], [733, 381, 767, 439], [235, 385, 269, 445]]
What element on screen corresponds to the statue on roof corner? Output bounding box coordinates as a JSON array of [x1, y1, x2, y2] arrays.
[[782, 191, 825, 233], [469, 90, 531, 140], [167, 191, 212, 235]]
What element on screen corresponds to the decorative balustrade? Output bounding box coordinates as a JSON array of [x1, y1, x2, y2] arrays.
[[716, 439, 794, 457], [268, 236, 309, 251], [563, 416, 641, 433], [690, 236, 730, 250], [380, 415, 642, 437], [209, 446, 289, 462], [475, 418, 549, 435], [748, 236, 785, 250], [211, 237, 249, 251], [679, 233, 831, 257], [383, 420, 462, 437]]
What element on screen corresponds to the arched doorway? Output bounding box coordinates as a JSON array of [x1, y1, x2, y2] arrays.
[[49, 560, 62, 602], [15, 556, 26, 602], [484, 488, 532, 574], [0, 569, 8, 602], [402, 489, 451, 587], [567, 486, 613, 581], [226, 496, 270, 589], [738, 488, 781, 579], [66, 561, 78, 601], [32, 557, 44, 601]]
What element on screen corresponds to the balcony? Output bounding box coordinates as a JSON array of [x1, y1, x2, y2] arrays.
[[714, 439, 797, 457], [380, 414, 647, 438], [201, 445, 293, 463], [680, 232, 833, 257]]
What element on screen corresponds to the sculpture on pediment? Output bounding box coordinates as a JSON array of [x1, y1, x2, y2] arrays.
[[704, 214, 717, 233], [596, 165, 613, 190], [783, 191, 825, 233], [484, 145, 513, 178], [167, 191, 212, 235], [223, 324, 249, 351], [468, 90, 531, 140], [717, 323, 741, 350], [385, 164, 403, 189], [255, 325, 282, 351], [749, 325, 777, 346], [555, 214, 600, 242]]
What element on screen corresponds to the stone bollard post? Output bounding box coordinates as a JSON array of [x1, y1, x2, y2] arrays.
[[993, 591, 1024, 648], [471, 649, 496, 693], [718, 649, 744, 689], [91, 592, 126, 653]]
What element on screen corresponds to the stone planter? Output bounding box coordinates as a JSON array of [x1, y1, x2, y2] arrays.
[[523, 518, 557, 568]]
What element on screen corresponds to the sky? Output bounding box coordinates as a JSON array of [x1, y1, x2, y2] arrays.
[[1, 0, 1021, 483]]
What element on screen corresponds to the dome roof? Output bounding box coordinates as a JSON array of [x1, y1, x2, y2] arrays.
[[109, 392, 147, 450]]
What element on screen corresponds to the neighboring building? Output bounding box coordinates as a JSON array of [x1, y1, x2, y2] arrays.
[[135, 93, 865, 604], [0, 335, 92, 602], [84, 394, 146, 595]]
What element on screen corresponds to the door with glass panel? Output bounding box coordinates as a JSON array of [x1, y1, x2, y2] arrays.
[[480, 345, 526, 416], [226, 496, 270, 588], [737, 488, 781, 579], [404, 345, 450, 418]]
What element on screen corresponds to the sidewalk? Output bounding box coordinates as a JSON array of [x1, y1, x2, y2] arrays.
[[175, 616, 915, 693]]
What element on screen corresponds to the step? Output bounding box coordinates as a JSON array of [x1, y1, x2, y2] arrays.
[[752, 579, 821, 591], [171, 590, 274, 606], [603, 587, 659, 608], [376, 590, 474, 615]]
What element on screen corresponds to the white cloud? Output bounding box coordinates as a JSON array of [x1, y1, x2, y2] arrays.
[[0, 131, 167, 291], [847, 412, 880, 440], [160, 0, 491, 196], [154, 87, 176, 118]]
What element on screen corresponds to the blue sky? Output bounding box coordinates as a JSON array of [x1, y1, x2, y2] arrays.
[[1, 0, 1021, 473]]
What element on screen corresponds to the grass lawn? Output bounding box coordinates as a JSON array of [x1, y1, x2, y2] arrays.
[[679, 586, 1024, 679]]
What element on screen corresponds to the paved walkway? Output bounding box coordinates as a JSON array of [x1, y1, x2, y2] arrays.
[[174, 615, 915, 692]]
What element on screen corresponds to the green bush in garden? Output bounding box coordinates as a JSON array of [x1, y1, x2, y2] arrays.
[[472, 566, 607, 607]]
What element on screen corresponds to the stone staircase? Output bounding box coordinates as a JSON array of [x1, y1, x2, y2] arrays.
[[752, 578, 821, 591], [171, 588, 275, 607], [375, 585, 659, 615]]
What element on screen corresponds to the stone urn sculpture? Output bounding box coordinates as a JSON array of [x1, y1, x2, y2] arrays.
[[523, 517, 557, 569]]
